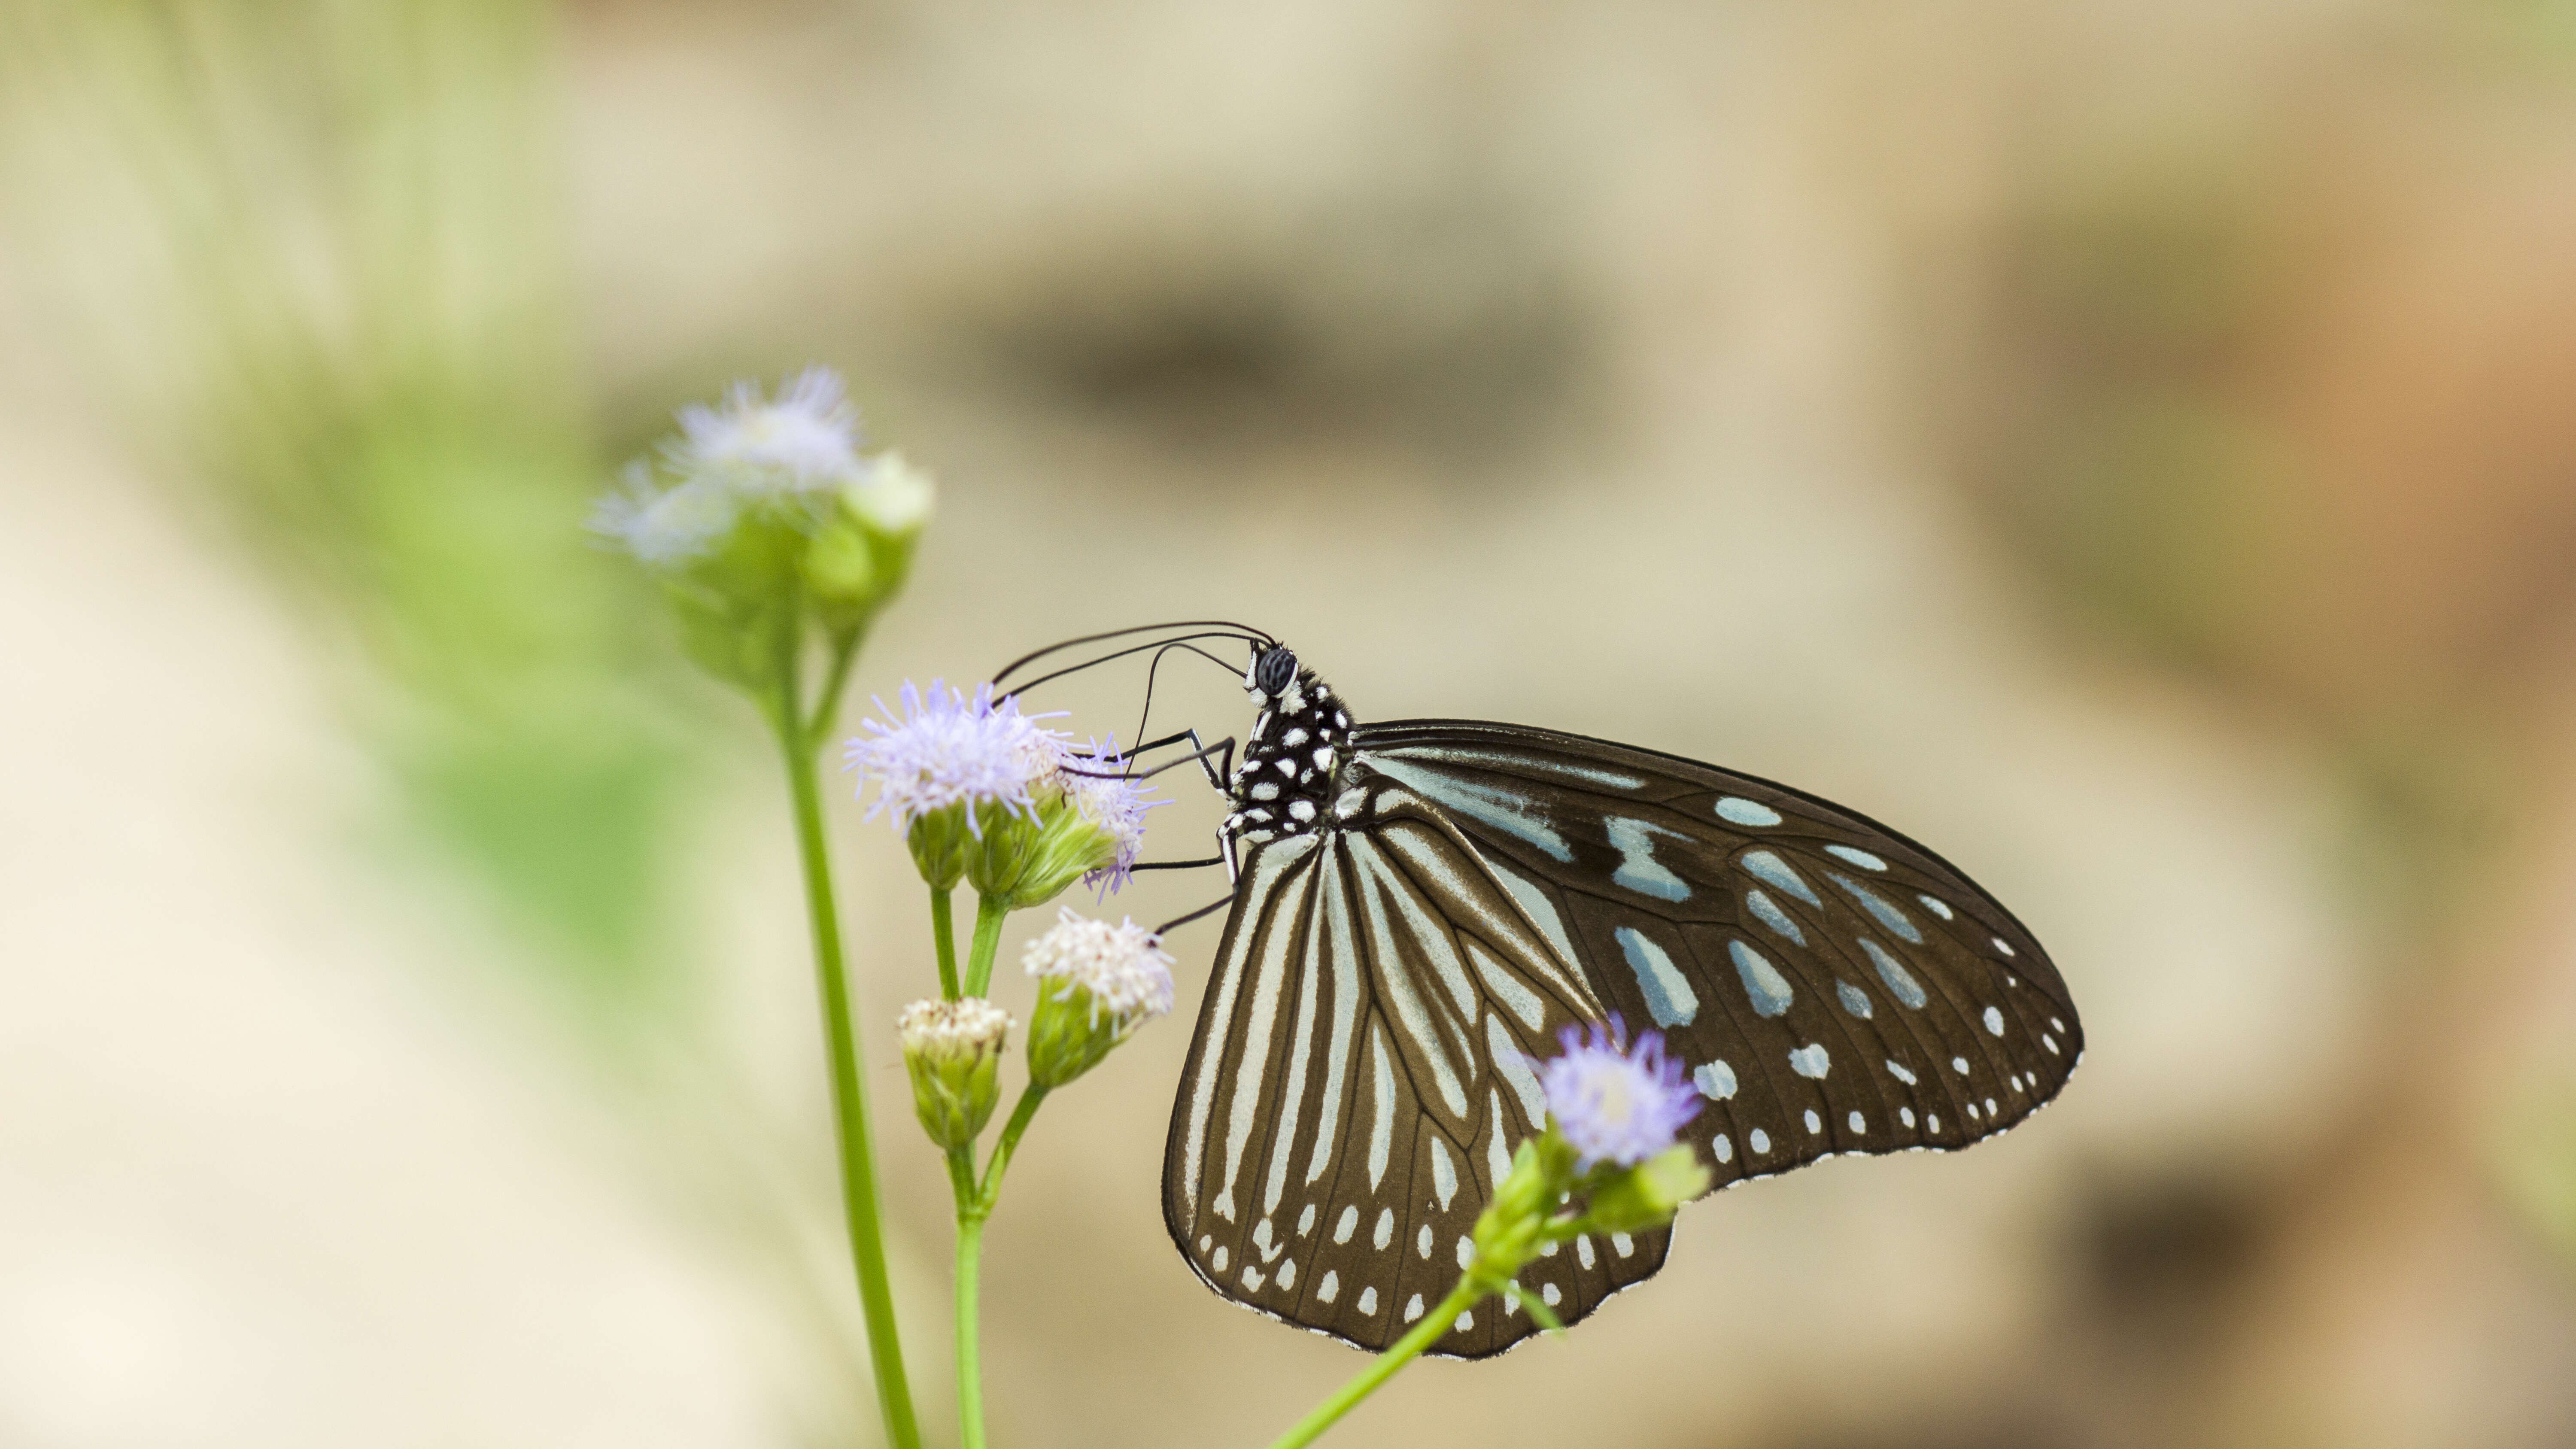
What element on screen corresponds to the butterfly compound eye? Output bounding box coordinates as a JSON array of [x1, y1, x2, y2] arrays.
[[1254, 647, 1297, 695]]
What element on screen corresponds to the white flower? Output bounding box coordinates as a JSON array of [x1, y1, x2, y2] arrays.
[[588, 461, 738, 565], [672, 366, 861, 501], [847, 450, 936, 535], [898, 996, 1014, 1056], [1024, 908, 1176, 1025]]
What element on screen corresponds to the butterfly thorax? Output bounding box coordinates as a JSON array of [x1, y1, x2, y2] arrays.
[[1223, 667, 1355, 847]]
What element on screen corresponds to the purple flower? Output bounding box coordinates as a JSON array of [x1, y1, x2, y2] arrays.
[[1539, 1018, 1701, 1168], [1060, 735, 1165, 893], [844, 680, 1069, 834]]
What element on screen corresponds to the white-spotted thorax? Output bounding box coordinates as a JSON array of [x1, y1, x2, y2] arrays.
[[1224, 650, 1355, 848]]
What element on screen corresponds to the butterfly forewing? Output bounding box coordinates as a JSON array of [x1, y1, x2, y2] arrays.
[[1355, 722, 2083, 1192]]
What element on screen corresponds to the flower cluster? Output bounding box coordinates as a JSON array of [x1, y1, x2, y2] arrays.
[[1538, 1018, 1702, 1169], [847, 681, 1068, 835], [845, 683, 1157, 905], [1023, 909, 1176, 1089], [589, 368, 933, 696]]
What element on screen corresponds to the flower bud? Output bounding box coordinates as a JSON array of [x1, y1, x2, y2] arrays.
[[1580, 1143, 1713, 1234], [1023, 910, 1174, 1089], [965, 741, 1156, 909], [898, 997, 1012, 1150]]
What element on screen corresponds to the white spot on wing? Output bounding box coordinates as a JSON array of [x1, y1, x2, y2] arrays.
[[1713, 1133, 1734, 1163], [1429, 1139, 1458, 1210], [1861, 938, 1928, 1009], [1617, 927, 1701, 1027], [1848, 1110, 1865, 1133], [1716, 797, 1782, 826], [1832, 873, 1921, 943], [1213, 1245, 1229, 1272], [1416, 1224, 1432, 1258], [1299, 1203, 1316, 1236], [1319, 1270, 1338, 1303], [1577, 1236, 1596, 1270], [1740, 850, 1819, 905], [1984, 1006, 2005, 1036], [1694, 1060, 1738, 1100], [1729, 939, 1794, 1018], [1919, 894, 1954, 920], [1789, 1043, 1831, 1079], [1611, 1233, 1634, 1258], [1279, 1259, 1297, 1289], [1404, 1294, 1425, 1323], [1825, 844, 1887, 871], [1744, 887, 1806, 945], [1373, 1208, 1394, 1252], [1804, 1109, 1823, 1134], [1886, 1059, 1917, 1086], [1334, 1206, 1357, 1244], [1542, 1283, 1561, 1307], [1456, 1236, 1474, 1269], [1359, 1286, 1377, 1315], [1750, 1128, 1771, 1154], [1607, 818, 1692, 901], [1835, 980, 1873, 1018]]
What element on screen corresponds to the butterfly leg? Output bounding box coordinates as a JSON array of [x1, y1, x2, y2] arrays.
[[1120, 729, 1233, 793]]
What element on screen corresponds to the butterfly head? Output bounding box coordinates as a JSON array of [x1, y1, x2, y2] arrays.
[[1248, 644, 1299, 700]]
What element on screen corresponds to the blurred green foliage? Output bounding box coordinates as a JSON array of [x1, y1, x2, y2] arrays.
[[1, 0, 699, 1027]]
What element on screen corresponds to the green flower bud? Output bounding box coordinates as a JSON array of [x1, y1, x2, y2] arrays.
[[968, 788, 1117, 910], [662, 513, 811, 696], [898, 997, 1012, 1151], [804, 453, 931, 634], [1580, 1143, 1712, 1235], [1022, 910, 1175, 1090]]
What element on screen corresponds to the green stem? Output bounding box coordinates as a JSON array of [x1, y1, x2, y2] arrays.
[[804, 626, 865, 741], [930, 888, 961, 999], [1262, 1279, 1483, 1449], [778, 713, 924, 1449], [978, 1086, 1049, 1204], [962, 893, 1009, 997], [954, 1195, 989, 1449]]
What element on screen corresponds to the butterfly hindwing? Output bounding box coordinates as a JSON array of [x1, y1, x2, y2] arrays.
[[1353, 721, 2083, 1192], [1165, 809, 1663, 1358]]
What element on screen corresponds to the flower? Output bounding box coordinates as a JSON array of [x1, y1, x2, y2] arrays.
[[899, 997, 1013, 1150], [1538, 1018, 1701, 1169], [1059, 737, 1163, 893], [846, 450, 936, 535], [1023, 909, 1176, 1089], [846, 681, 1069, 834], [588, 461, 739, 566], [671, 366, 862, 501]]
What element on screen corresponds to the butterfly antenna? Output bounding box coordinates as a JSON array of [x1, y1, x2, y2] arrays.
[[1003, 635, 1246, 697], [991, 620, 1275, 690]]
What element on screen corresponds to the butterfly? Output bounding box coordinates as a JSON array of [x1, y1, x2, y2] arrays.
[[999, 624, 2083, 1359]]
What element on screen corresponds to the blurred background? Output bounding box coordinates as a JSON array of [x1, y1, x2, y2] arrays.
[[7, 2, 2576, 1446]]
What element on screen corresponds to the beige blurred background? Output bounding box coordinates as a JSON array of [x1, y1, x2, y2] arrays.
[[8, 2, 2576, 1446]]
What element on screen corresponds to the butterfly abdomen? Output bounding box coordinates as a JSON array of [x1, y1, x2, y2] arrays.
[[1226, 669, 1355, 847]]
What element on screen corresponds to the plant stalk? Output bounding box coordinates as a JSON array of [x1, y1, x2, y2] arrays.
[[778, 704, 923, 1449], [1262, 1279, 1483, 1449]]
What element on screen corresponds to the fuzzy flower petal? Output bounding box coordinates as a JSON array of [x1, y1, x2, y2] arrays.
[[1023, 908, 1176, 1025], [1540, 1018, 1701, 1169], [588, 462, 738, 565], [844, 680, 1069, 834], [1060, 735, 1166, 893], [672, 366, 861, 499]]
